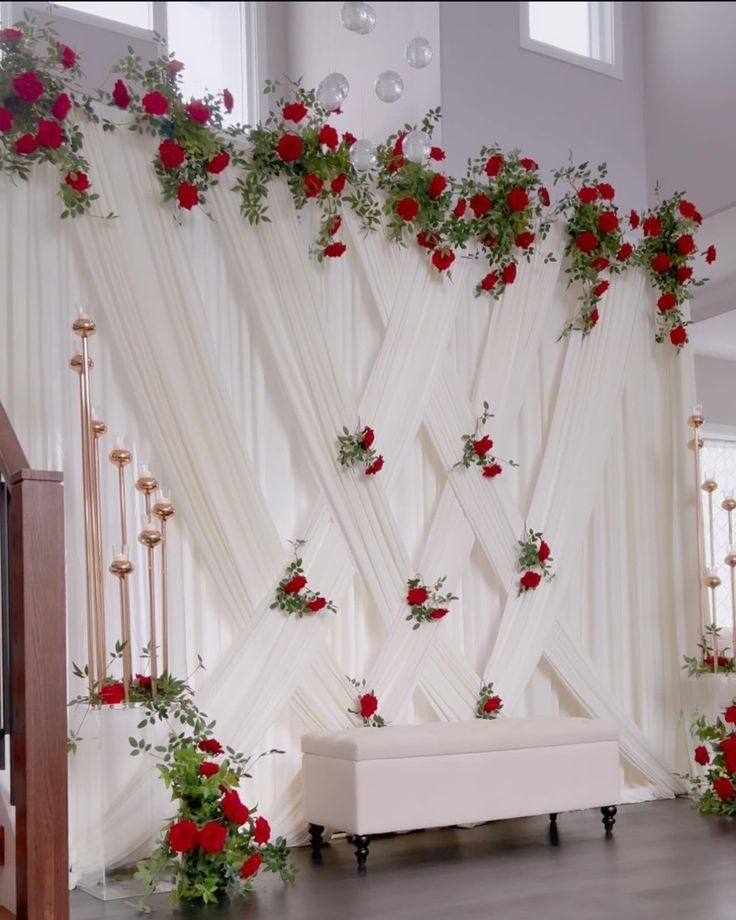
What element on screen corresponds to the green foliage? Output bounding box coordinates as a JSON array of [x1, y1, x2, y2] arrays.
[[687, 704, 736, 817], [455, 401, 518, 476], [475, 680, 503, 720], [516, 528, 554, 595], [405, 575, 458, 630], [682, 625, 735, 676], [336, 423, 381, 474], [270, 549, 337, 618]]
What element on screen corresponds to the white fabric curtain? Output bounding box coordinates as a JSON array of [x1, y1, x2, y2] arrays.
[[0, 116, 697, 880]]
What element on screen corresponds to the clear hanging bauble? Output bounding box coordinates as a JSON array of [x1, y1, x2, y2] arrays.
[[405, 36, 433, 69], [341, 1, 376, 35], [375, 70, 404, 104], [316, 72, 350, 110], [402, 129, 431, 163], [349, 139, 378, 172]]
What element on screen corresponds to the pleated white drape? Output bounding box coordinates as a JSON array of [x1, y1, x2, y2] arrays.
[[0, 116, 697, 880]]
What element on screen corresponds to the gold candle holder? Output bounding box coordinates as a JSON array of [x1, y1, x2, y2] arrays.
[[705, 569, 722, 673], [91, 407, 107, 684], [138, 518, 161, 698], [136, 464, 158, 516], [726, 549, 736, 670], [109, 440, 132, 547], [153, 490, 175, 677], [723, 497, 736, 547], [109, 546, 134, 701], [688, 407, 707, 653]]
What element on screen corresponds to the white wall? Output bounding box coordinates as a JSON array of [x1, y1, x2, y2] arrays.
[[696, 356, 736, 429]]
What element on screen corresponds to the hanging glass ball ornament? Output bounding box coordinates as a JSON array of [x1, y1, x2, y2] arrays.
[[341, 1, 376, 35], [349, 139, 378, 172], [402, 129, 431, 164], [316, 72, 350, 110], [375, 70, 404, 103], [405, 36, 433, 69]]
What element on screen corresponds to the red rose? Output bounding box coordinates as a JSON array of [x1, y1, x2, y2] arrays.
[[65, 170, 90, 193], [676, 266, 693, 284], [36, 119, 63, 149], [706, 245, 717, 264], [502, 263, 517, 285], [319, 124, 339, 150], [593, 280, 609, 298], [480, 272, 498, 292], [112, 79, 130, 109], [57, 42, 76, 69], [142, 91, 169, 115], [185, 99, 210, 123], [470, 193, 491, 218], [430, 146, 445, 161], [578, 187, 598, 203], [407, 586, 429, 606], [597, 182, 615, 200], [575, 231, 599, 253], [617, 242, 633, 262], [657, 293, 677, 312], [520, 570, 542, 591], [485, 154, 504, 177], [482, 463, 503, 477], [361, 427, 375, 449], [538, 186, 550, 206], [365, 455, 384, 475], [591, 257, 610, 271], [15, 133, 38, 156], [0, 108, 12, 132], [99, 682, 124, 705], [304, 173, 323, 198], [515, 231, 535, 249], [396, 197, 419, 221], [253, 816, 271, 845], [241, 853, 262, 879], [1, 28, 23, 41], [135, 673, 152, 689], [417, 231, 439, 250], [206, 151, 230, 174], [430, 608, 448, 620], [427, 174, 447, 199], [693, 745, 710, 766], [679, 199, 697, 219], [453, 198, 467, 218], [643, 216, 661, 237], [199, 761, 220, 778], [13, 71, 44, 103], [676, 234, 696, 256], [306, 596, 327, 612], [159, 139, 185, 169], [360, 693, 378, 718], [520, 157, 538, 171], [590, 306, 600, 327], [343, 132, 357, 147], [223, 88, 234, 113], [52, 93, 71, 121], [283, 102, 308, 123], [177, 181, 199, 210], [283, 574, 307, 594], [714, 777, 736, 801], [669, 324, 687, 347], [651, 253, 671, 273], [329, 215, 342, 236], [199, 738, 223, 755], [331, 173, 347, 194], [432, 249, 455, 272], [276, 133, 303, 162], [538, 541, 551, 563], [629, 209, 640, 229], [199, 821, 227, 854], [597, 211, 619, 234], [324, 241, 346, 258], [388, 156, 404, 173], [222, 790, 250, 825], [507, 187, 529, 212], [725, 706, 736, 724], [168, 820, 198, 853], [483, 695, 502, 713], [722, 737, 736, 756], [726, 751, 736, 774], [473, 435, 493, 456]]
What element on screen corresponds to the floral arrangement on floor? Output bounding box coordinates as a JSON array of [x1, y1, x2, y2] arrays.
[[347, 677, 386, 727], [475, 681, 503, 720], [336, 424, 384, 475], [553, 161, 631, 337], [0, 19, 101, 216], [454, 402, 518, 479], [405, 575, 458, 629], [103, 47, 242, 215], [517, 529, 554, 594], [687, 703, 736, 816], [631, 192, 715, 350], [236, 79, 380, 259], [271, 544, 336, 617], [682, 626, 735, 675]]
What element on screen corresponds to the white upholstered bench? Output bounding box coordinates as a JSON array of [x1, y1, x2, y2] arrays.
[[302, 717, 620, 869]]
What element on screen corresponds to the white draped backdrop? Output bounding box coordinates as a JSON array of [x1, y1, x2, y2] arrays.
[[0, 114, 698, 882]]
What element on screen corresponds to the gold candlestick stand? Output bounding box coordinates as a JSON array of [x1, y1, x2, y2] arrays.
[[688, 409, 706, 656], [153, 492, 175, 677]]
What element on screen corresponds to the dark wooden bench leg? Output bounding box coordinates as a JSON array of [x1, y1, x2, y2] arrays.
[[601, 805, 617, 834], [549, 813, 558, 825], [548, 813, 559, 845], [353, 834, 371, 871], [309, 823, 325, 859]]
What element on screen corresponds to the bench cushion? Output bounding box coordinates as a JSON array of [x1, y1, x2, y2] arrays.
[[301, 717, 618, 761]]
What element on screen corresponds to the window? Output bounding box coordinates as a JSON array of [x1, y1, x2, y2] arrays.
[[54, 1, 154, 30], [701, 436, 736, 633], [520, 1, 623, 79]]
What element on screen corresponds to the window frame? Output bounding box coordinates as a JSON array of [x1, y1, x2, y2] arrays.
[[519, 1, 624, 80], [7, 0, 164, 41]]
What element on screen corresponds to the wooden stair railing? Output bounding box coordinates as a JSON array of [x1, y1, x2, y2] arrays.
[[0, 402, 68, 920]]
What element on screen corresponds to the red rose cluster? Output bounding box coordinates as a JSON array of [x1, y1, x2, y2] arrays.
[[690, 707, 736, 809], [405, 576, 458, 628], [336, 424, 384, 476], [476, 680, 503, 720], [272, 560, 335, 618], [517, 529, 553, 594], [347, 678, 386, 726]]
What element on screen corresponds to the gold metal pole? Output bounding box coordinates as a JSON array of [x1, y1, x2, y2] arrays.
[[688, 409, 706, 655], [138, 519, 161, 698], [136, 465, 158, 517], [723, 497, 736, 549], [110, 441, 132, 546], [91, 410, 107, 684], [109, 552, 134, 701], [705, 569, 722, 672], [726, 550, 736, 667], [153, 491, 175, 677]]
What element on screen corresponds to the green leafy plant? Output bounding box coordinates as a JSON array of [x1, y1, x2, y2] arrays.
[[687, 703, 736, 816], [517, 528, 554, 595], [347, 677, 387, 727], [455, 401, 518, 479], [336, 423, 383, 476], [270, 541, 337, 617], [475, 680, 503, 720], [405, 575, 458, 629], [682, 624, 735, 676]]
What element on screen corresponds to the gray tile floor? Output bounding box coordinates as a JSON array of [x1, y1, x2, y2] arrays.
[[70, 799, 736, 919]]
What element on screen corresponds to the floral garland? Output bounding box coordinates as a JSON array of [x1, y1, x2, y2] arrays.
[[336, 424, 384, 475], [631, 192, 715, 350], [517, 529, 554, 594], [688, 703, 736, 816], [347, 677, 386, 727], [553, 161, 632, 336], [405, 575, 458, 629], [475, 681, 503, 720], [270, 545, 336, 617], [455, 402, 517, 479]]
